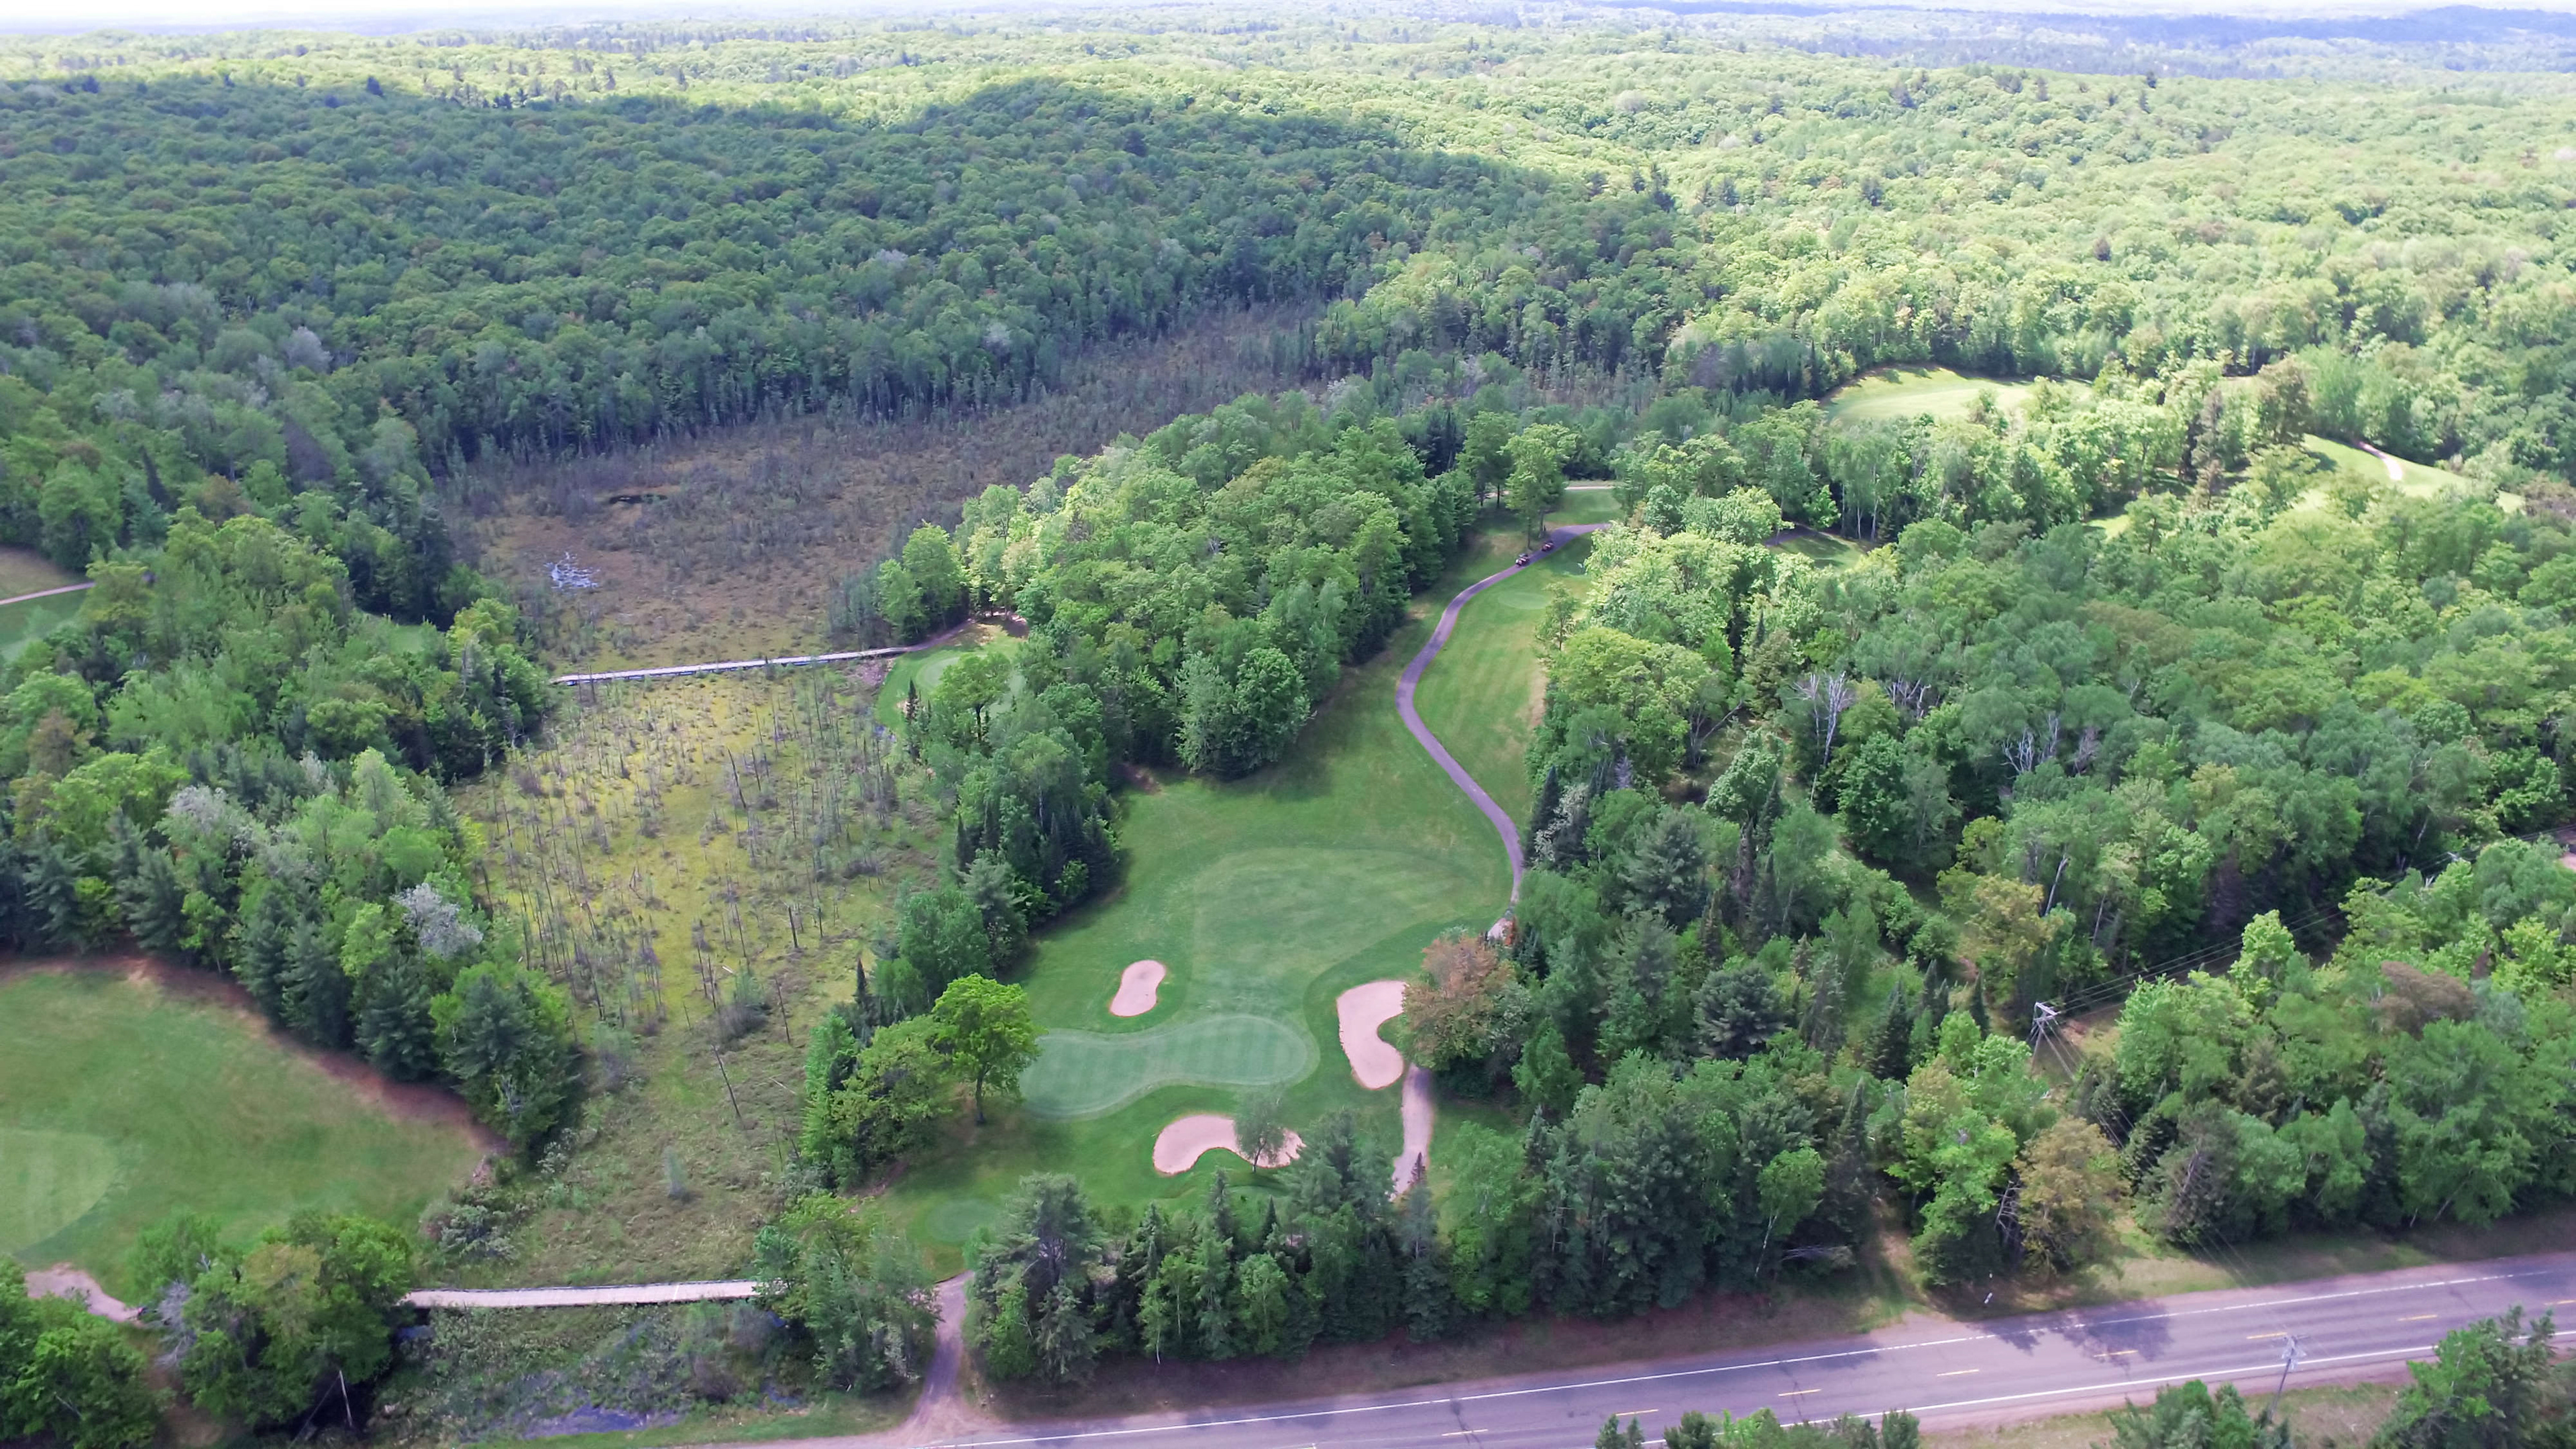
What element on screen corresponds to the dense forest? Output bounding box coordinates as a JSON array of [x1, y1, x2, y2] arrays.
[[10, 3, 2576, 1433]]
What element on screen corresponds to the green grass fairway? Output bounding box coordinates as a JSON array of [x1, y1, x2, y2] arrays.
[[0, 967, 488, 1295], [0, 547, 80, 599], [872, 633, 1020, 729], [1555, 485, 1622, 525], [1411, 521, 1603, 828], [0, 592, 85, 663], [1825, 366, 2055, 425], [0, 1129, 121, 1254], [2302, 435, 2475, 498], [874, 533, 1521, 1273]]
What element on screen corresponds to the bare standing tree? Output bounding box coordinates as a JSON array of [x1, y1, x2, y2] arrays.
[[1796, 672, 1858, 769]]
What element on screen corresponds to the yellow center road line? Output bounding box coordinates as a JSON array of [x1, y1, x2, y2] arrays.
[[1780, 1389, 1821, 1398], [1608, 1408, 1663, 1417], [2247, 1332, 2287, 1340], [2098, 1349, 2137, 1356], [2399, 1314, 2438, 1322], [1938, 1369, 1980, 1377]]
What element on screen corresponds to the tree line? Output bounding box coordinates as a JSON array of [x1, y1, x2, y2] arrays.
[[0, 1205, 425, 1449]]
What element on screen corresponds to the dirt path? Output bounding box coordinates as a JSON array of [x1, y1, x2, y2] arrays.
[[1394, 1065, 1434, 1195], [894, 1274, 989, 1444], [1394, 523, 1610, 904]]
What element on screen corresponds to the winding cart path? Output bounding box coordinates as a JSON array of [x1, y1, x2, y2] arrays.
[[1393, 522, 1610, 901]]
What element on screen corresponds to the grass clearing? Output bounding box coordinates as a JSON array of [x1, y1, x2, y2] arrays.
[[0, 546, 79, 598], [2302, 435, 2478, 499], [873, 637, 1014, 729], [1823, 366, 2052, 425], [452, 666, 946, 1287], [0, 963, 488, 1297], [873, 529, 1521, 1275], [0, 591, 87, 663], [1923, 1380, 2399, 1449], [1775, 527, 1869, 570], [378, 1300, 913, 1448]]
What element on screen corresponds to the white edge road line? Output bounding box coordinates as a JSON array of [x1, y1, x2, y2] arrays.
[[899, 1267, 2557, 1449], [906, 1344, 2440, 1449], [1894, 1344, 2437, 1417]]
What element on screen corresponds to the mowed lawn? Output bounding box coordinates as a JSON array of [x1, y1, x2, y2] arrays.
[[0, 545, 79, 599], [0, 548, 89, 663], [1823, 365, 2054, 424], [873, 529, 1525, 1273], [0, 966, 488, 1297], [1411, 501, 1613, 828]]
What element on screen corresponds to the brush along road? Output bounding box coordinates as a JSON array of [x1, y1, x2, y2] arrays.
[[806, 1250, 2576, 1449]]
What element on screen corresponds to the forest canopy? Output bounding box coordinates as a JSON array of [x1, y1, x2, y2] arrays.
[[11, 5, 2576, 1414]]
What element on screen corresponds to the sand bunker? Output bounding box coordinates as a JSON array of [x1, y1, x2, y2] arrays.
[[1151, 1114, 1304, 1175], [25, 1265, 137, 1324], [1336, 979, 1409, 1089], [1109, 959, 1167, 1017]]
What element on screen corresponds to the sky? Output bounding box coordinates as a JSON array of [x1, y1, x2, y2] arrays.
[[0, 0, 2567, 34]]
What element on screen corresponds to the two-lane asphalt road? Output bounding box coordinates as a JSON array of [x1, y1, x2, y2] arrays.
[[848, 1251, 2576, 1449]]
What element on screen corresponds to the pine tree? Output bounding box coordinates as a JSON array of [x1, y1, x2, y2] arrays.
[[1866, 984, 1915, 1080], [23, 842, 78, 953], [1195, 1222, 1235, 1360], [1032, 1278, 1097, 1385], [230, 884, 295, 1019], [799, 1012, 863, 1183], [356, 954, 439, 1080], [110, 816, 185, 955], [282, 919, 350, 1049], [1207, 1170, 1237, 1247], [1399, 1177, 1450, 1342]]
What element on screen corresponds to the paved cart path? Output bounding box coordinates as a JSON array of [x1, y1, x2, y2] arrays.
[[1393, 523, 1609, 902]]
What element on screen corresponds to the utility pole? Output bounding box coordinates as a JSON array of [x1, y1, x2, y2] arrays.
[[2267, 1336, 2302, 1419]]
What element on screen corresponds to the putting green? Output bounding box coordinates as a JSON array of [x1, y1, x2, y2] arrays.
[[1017, 837, 1485, 1117], [1020, 1014, 1313, 1118], [0, 1129, 121, 1256], [874, 647, 969, 727]]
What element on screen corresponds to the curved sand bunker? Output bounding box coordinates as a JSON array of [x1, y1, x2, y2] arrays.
[[26, 1265, 137, 1324], [1334, 981, 1438, 1191], [1109, 959, 1167, 1017], [1152, 1114, 1304, 1175], [1336, 980, 1409, 1089]]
